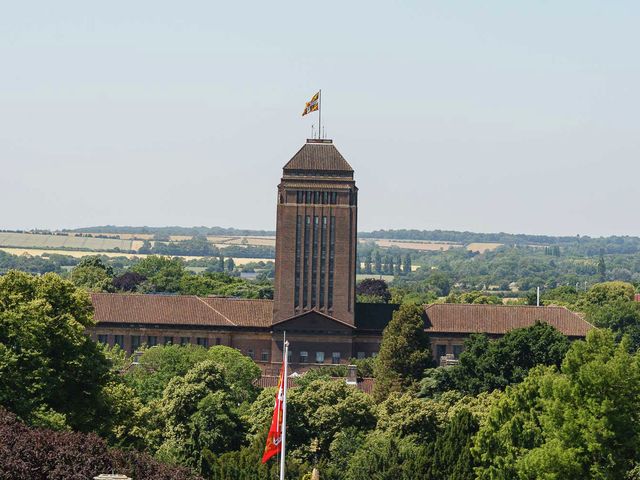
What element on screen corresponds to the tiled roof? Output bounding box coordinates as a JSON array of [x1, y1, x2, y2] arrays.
[[283, 141, 353, 172], [91, 293, 273, 328], [424, 304, 593, 337]]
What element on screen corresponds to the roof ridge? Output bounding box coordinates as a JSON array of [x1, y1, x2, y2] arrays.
[[427, 303, 570, 310], [194, 296, 237, 327], [273, 308, 356, 329]]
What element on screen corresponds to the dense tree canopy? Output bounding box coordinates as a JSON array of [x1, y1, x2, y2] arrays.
[[0, 271, 111, 430], [474, 329, 640, 479], [432, 322, 571, 395]]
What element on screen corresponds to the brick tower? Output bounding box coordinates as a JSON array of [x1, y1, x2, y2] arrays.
[[272, 139, 358, 325]]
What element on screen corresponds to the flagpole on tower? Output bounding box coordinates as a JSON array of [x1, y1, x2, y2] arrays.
[[279, 333, 289, 480], [318, 89, 322, 139]]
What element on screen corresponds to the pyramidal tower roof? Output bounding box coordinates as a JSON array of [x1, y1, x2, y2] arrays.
[[283, 139, 353, 173]]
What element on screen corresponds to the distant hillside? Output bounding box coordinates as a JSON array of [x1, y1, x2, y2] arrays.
[[360, 229, 640, 255], [63, 226, 640, 256], [65, 225, 276, 237]]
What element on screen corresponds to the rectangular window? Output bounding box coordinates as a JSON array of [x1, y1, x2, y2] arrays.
[[332, 352, 341, 364], [315, 351, 325, 363], [247, 349, 255, 360], [147, 336, 158, 347], [131, 335, 141, 353], [305, 191, 311, 204], [299, 351, 308, 363], [114, 335, 124, 348], [357, 351, 365, 360], [197, 337, 208, 348], [180, 336, 190, 345], [297, 191, 303, 203], [261, 350, 270, 362], [453, 345, 463, 358], [288, 350, 293, 363], [216, 337, 221, 346], [163, 336, 173, 345], [97, 334, 108, 344], [436, 344, 447, 359]]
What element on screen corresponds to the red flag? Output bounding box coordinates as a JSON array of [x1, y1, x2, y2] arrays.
[[261, 364, 285, 463]]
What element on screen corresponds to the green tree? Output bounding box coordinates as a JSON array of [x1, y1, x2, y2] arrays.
[[131, 256, 186, 292], [374, 251, 383, 274], [598, 249, 607, 282], [125, 344, 211, 402], [474, 329, 640, 479], [364, 252, 372, 274], [444, 322, 570, 395], [156, 360, 243, 475], [70, 256, 114, 291], [427, 409, 478, 480], [403, 254, 412, 275], [345, 431, 429, 480], [373, 304, 432, 401], [226, 257, 236, 272], [375, 392, 440, 443], [292, 380, 376, 459], [394, 256, 402, 276], [0, 271, 111, 431]]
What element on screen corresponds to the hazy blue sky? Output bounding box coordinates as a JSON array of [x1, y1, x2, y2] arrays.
[[1, 1, 638, 236]]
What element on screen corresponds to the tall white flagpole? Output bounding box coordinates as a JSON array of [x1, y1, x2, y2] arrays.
[[318, 90, 322, 139], [279, 333, 289, 480]]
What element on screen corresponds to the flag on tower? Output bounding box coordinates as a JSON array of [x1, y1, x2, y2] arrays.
[[302, 91, 320, 116], [261, 363, 285, 463]]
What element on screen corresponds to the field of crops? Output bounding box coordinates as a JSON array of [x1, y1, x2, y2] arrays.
[[81, 232, 277, 247], [0, 232, 136, 251], [466, 242, 503, 253], [361, 238, 462, 251], [0, 247, 273, 266]]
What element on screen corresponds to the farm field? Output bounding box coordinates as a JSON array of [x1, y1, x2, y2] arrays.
[[0, 247, 273, 266], [0, 232, 138, 251], [360, 237, 503, 254], [361, 238, 462, 251], [466, 242, 503, 253], [79, 232, 277, 247], [356, 273, 395, 283]]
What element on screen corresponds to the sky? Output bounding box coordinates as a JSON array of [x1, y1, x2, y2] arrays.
[[1, 1, 639, 237]]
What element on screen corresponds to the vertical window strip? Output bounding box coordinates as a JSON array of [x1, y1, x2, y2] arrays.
[[294, 215, 301, 308], [328, 215, 336, 308], [311, 215, 319, 306], [320, 215, 327, 308], [303, 215, 310, 307]]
